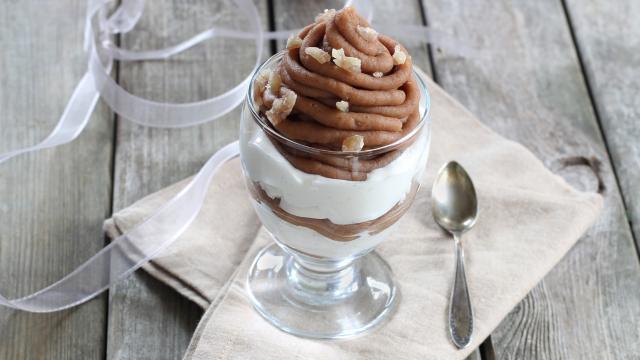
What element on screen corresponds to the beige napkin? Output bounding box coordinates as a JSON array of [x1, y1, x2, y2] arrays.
[[104, 72, 602, 359]]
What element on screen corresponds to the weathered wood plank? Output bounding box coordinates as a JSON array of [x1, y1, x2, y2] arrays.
[[564, 0, 640, 249], [0, 1, 113, 359], [106, 1, 270, 359], [272, 1, 484, 359], [421, 0, 640, 358]]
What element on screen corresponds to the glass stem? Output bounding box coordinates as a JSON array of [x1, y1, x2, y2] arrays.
[[286, 250, 361, 305]]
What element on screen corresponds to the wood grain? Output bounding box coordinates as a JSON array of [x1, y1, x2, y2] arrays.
[[1, 1, 638, 359], [420, 0, 640, 358], [563, 0, 640, 248], [0, 1, 113, 359], [106, 1, 269, 359]]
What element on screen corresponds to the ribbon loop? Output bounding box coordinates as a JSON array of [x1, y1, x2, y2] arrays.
[[105, 0, 145, 34]]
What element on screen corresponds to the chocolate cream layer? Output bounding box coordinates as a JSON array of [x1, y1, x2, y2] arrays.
[[253, 6, 421, 181], [248, 180, 420, 242]]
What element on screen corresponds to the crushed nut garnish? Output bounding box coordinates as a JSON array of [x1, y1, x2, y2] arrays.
[[392, 45, 407, 65], [332, 48, 362, 74], [265, 87, 297, 126], [336, 100, 349, 112], [356, 25, 378, 42], [268, 71, 282, 95], [305, 47, 331, 64], [342, 135, 365, 152], [373, 71, 383, 78], [253, 69, 272, 106], [315, 8, 336, 23], [286, 34, 303, 49]]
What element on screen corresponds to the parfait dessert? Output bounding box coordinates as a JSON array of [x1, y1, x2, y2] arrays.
[[240, 6, 430, 338]]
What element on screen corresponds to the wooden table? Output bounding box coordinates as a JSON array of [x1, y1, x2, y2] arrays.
[[1, 1, 639, 359]]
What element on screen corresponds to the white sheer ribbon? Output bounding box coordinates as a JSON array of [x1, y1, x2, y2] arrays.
[[0, 0, 467, 312]]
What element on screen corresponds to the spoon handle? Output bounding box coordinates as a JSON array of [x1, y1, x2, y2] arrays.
[[449, 233, 473, 349]]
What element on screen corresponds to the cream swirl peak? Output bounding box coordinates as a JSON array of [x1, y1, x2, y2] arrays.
[[253, 6, 421, 181]]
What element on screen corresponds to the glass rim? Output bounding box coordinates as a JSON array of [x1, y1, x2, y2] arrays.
[[246, 51, 431, 157]]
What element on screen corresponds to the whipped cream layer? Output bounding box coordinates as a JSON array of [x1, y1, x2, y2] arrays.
[[240, 123, 430, 225]]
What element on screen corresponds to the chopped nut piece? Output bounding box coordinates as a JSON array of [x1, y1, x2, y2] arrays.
[[315, 8, 336, 23], [253, 69, 272, 106], [305, 47, 331, 64], [342, 135, 365, 152], [392, 45, 407, 65], [356, 25, 378, 42], [265, 87, 297, 126], [261, 90, 277, 108], [286, 34, 303, 49], [336, 100, 349, 112], [331, 48, 362, 74], [268, 71, 282, 95], [373, 71, 383, 78]]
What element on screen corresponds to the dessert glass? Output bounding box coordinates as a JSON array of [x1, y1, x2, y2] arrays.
[[240, 52, 431, 339]]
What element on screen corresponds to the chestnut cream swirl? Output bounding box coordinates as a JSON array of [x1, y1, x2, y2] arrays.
[[253, 7, 420, 181]]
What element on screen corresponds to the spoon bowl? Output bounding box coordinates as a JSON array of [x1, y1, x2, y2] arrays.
[[432, 161, 478, 235]]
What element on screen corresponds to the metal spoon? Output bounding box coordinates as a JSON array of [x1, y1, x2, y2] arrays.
[[431, 161, 478, 349]]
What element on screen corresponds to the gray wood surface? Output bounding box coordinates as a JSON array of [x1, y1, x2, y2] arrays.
[[106, 1, 269, 359], [1, 1, 639, 359], [0, 1, 112, 359], [564, 0, 640, 248], [421, 0, 640, 358]]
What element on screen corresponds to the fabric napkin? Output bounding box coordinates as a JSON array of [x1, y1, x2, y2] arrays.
[[104, 70, 602, 359]]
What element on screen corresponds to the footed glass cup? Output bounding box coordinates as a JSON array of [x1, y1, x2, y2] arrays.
[[239, 52, 431, 339]]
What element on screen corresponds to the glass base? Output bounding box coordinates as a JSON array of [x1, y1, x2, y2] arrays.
[[246, 242, 398, 339]]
